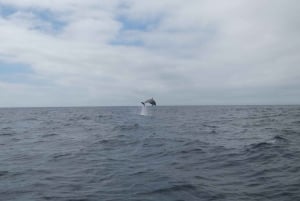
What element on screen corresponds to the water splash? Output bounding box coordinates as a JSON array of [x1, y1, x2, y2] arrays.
[[140, 106, 148, 116]]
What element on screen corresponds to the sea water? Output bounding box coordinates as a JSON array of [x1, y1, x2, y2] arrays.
[[0, 106, 299, 200]]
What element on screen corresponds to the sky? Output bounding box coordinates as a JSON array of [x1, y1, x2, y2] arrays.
[[0, 0, 299, 107]]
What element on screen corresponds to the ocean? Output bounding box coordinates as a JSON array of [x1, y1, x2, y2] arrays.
[[0, 106, 299, 201]]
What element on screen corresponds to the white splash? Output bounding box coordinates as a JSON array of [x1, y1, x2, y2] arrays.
[[140, 106, 148, 116]]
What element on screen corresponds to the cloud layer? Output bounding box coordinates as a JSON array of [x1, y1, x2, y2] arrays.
[[0, 0, 299, 106]]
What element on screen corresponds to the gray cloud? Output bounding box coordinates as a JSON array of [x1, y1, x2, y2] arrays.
[[0, 0, 299, 106]]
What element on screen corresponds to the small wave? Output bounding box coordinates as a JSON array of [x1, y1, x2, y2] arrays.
[[0, 171, 9, 177], [113, 123, 139, 131], [180, 148, 204, 154], [24, 117, 38, 121], [183, 140, 209, 147], [130, 170, 149, 176], [1, 128, 16, 136], [292, 120, 300, 124], [0, 132, 14, 136], [248, 135, 288, 150], [272, 135, 288, 142], [265, 135, 289, 145], [50, 152, 72, 160], [42, 133, 58, 138], [250, 142, 272, 149], [202, 124, 218, 129], [92, 138, 136, 148], [68, 115, 91, 121], [147, 184, 197, 194], [93, 139, 112, 145], [281, 129, 298, 136], [98, 114, 112, 119], [0, 171, 23, 178], [80, 116, 91, 120], [1, 127, 12, 130]]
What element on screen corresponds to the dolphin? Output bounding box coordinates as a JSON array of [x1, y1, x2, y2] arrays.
[[141, 98, 156, 106]]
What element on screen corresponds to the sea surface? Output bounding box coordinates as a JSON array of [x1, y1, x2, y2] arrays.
[[0, 106, 300, 201]]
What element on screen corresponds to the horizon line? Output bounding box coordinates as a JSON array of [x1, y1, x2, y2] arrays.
[[0, 104, 299, 109]]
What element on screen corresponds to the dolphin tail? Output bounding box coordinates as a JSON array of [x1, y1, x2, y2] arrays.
[[141, 102, 145, 106]]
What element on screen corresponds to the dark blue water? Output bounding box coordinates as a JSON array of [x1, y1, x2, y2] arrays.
[[0, 106, 300, 201]]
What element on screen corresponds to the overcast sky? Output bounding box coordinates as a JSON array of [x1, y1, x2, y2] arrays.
[[0, 0, 299, 107]]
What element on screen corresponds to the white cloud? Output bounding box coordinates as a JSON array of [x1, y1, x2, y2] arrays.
[[0, 0, 299, 106]]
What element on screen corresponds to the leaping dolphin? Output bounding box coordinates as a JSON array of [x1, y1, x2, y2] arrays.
[[141, 98, 156, 106]]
